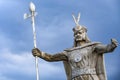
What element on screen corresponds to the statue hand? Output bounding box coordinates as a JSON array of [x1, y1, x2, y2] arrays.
[[32, 48, 42, 57], [111, 38, 118, 47]]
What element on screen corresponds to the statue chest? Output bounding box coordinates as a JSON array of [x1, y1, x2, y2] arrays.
[[67, 47, 92, 63], [65, 46, 95, 69]]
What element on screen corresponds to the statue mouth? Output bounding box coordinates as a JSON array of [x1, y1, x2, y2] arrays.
[[75, 36, 83, 41], [75, 38, 83, 42]]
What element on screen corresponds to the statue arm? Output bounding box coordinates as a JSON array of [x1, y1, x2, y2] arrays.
[[40, 51, 68, 62], [94, 39, 118, 54], [32, 48, 68, 62]]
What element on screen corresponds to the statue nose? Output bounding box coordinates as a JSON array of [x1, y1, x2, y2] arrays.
[[77, 33, 80, 36]]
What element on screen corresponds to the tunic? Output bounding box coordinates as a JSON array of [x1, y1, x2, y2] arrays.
[[64, 42, 100, 80]]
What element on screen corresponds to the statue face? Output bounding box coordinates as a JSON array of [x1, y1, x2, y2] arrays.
[[74, 30, 86, 42]]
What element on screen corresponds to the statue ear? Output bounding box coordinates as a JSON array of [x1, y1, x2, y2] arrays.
[[72, 28, 75, 32], [84, 28, 87, 32]]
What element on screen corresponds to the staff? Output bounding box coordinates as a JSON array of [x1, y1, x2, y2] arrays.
[[24, 2, 39, 80]]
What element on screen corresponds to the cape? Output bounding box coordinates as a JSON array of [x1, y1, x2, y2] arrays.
[[63, 42, 107, 80]]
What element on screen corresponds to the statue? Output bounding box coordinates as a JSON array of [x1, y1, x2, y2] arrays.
[[32, 13, 118, 80]]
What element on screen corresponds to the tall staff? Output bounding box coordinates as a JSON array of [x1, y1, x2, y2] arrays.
[[24, 2, 39, 80]]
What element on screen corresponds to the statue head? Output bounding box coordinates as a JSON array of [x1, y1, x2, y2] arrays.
[[72, 13, 90, 47]]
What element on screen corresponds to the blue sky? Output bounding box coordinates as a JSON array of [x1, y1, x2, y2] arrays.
[[0, 0, 120, 80]]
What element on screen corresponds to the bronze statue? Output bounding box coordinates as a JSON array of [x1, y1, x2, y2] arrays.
[[32, 13, 118, 80]]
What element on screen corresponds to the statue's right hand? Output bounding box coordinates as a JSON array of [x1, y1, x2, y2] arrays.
[[32, 48, 42, 57]]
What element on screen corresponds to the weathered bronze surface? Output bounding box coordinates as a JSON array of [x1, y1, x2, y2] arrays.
[[32, 13, 118, 80]]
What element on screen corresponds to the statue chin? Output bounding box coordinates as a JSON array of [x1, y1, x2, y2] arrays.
[[75, 38, 85, 42]]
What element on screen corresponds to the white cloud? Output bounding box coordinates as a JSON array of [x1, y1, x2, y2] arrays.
[[0, 49, 65, 80], [0, 32, 12, 51], [0, 31, 65, 80]]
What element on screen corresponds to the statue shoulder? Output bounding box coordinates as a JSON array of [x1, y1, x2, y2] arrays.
[[64, 42, 101, 52]]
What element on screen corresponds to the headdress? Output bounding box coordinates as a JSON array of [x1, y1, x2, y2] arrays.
[[72, 13, 87, 33], [72, 13, 90, 46]]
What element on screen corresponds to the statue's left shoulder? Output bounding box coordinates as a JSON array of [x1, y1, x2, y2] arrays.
[[89, 42, 101, 46]]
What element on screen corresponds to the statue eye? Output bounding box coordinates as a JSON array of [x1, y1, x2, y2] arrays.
[[78, 32, 82, 34]]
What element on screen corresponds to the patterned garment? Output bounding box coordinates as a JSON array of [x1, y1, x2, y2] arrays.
[[72, 75, 99, 80]]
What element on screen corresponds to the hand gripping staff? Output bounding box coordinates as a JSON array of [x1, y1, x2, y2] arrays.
[[24, 2, 39, 80]]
